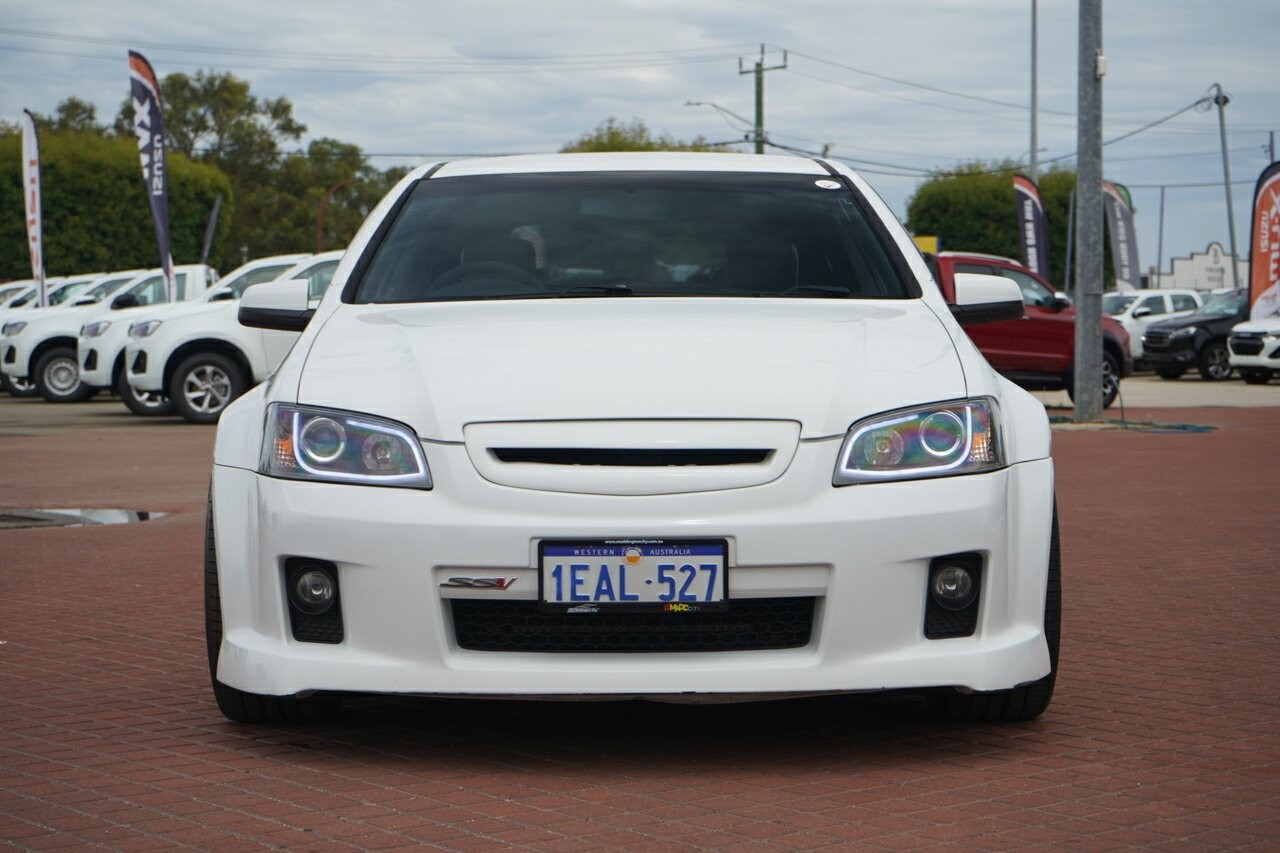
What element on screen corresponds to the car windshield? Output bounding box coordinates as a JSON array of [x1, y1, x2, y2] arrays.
[[1199, 291, 1245, 316], [220, 263, 300, 299], [353, 171, 914, 303], [79, 277, 135, 303], [1102, 293, 1137, 315]]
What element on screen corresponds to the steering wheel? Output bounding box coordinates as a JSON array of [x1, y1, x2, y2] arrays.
[[428, 261, 544, 294]]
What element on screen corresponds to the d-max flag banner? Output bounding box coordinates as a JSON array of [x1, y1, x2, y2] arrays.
[[1013, 175, 1049, 278], [1248, 161, 1280, 320], [20, 109, 47, 306], [128, 50, 176, 302], [1102, 181, 1141, 291]]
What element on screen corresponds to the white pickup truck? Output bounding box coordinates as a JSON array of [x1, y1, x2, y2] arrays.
[[79, 255, 310, 415], [1, 264, 217, 402], [125, 252, 341, 422]]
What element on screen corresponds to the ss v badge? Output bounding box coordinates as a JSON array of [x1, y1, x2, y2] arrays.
[[440, 576, 518, 590]]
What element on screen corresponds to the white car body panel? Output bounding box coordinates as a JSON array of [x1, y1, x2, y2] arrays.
[[210, 153, 1056, 706]]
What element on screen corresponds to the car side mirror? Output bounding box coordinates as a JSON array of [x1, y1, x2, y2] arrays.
[[949, 273, 1024, 326], [1132, 306, 1151, 319], [111, 293, 139, 310], [239, 278, 313, 331], [1050, 292, 1072, 311]]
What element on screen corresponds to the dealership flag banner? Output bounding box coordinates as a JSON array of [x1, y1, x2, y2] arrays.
[[1103, 181, 1141, 292], [128, 50, 175, 301], [1248, 161, 1280, 320], [20, 110, 47, 306], [1013, 175, 1049, 278]]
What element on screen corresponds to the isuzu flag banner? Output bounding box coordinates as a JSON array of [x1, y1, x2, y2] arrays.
[[129, 50, 176, 301], [1248, 161, 1280, 320], [1013, 175, 1049, 278], [1103, 181, 1141, 292], [20, 109, 47, 306]]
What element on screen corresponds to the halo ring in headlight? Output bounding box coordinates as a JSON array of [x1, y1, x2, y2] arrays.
[[299, 417, 347, 464], [919, 410, 966, 458]]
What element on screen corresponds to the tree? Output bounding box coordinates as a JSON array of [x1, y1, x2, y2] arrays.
[[0, 131, 231, 279], [47, 97, 105, 134], [562, 118, 727, 153], [906, 161, 1085, 290], [114, 70, 306, 261]]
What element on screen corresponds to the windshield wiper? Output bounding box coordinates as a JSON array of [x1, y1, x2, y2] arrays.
[[767, 285, 852, 298], [555, 283, 635, 297]]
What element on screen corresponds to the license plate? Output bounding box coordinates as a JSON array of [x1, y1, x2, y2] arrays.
[[539, 538, 728, 612]]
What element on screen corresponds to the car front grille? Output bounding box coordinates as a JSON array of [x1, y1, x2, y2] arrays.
[[1143, 329, 1172, 348], [1230, 333, 1264, 356], [451, 597, 815, 653]]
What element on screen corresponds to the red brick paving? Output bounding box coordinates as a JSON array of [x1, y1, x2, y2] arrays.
[[1, 404, 1278, 850]]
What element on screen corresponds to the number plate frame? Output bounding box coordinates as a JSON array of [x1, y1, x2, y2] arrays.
[[538, 538, 729, 613]]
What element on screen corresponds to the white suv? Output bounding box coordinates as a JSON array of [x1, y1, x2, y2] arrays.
[[0, 271, 147, 397], [1228, 311, 1280, 385], [1103, 289, 1204, 362], [79, 255, 309, 415], [1, 265, 216, 402], [125, 252, 341, 422]]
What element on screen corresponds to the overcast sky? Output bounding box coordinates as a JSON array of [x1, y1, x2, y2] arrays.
[[4, 0, 1277, 283]]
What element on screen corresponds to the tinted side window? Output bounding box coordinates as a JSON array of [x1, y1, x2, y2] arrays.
[[1171, 294, 1199, 312], [1138, 295, 1166, 315]]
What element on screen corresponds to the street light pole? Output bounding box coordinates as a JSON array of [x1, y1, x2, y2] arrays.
[[1211, 83, 1241, 289], [1030, 0, 1039, 182], [1073, 0, 1105, 422]]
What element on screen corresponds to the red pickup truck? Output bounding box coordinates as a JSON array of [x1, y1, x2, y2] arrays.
[[925, 251, 1132, 409]]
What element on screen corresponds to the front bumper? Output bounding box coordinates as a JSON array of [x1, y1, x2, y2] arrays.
[[1228, 334, 1280, 370], [1141, 338, 1196, 366], [211, 443, 1056, 700], [125, 340, 165, 392]]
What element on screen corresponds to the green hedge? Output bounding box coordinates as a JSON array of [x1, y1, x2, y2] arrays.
[[0, 131, 232, 280]]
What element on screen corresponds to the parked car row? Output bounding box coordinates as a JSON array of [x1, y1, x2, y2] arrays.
[[924, 251, 1132, 409], [0, 251, 342, 421]]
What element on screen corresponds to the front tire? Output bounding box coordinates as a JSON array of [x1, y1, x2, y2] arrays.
[[1240, 368, 1272, 386], [34, 347, 95, 403], [117, 369, 174, 416], [1197, 341, 1233, 381], [205, 491, 340, 724], [1155, 366, 1185, 380], [935, 505, 1060, 722], [171, 352, 246, 424]]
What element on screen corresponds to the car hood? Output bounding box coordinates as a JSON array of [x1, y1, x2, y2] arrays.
[[1231, 317, 1280, 334], [1148, 311, 1240, 332], [294, 298, 966, 441]]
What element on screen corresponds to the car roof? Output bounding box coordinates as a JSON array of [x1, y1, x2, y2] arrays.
[[937, 251, 1022, 265], [426, 152, 832, 180]]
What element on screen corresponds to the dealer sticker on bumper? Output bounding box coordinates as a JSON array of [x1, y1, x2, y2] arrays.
[[539, 538, 728, 612]]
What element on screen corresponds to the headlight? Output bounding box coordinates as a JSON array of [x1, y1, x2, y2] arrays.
[[1169, 326, 1198, 339], [129, 320, 163, 338], [834, 398, 1004, 485], [260, 403, 432, 489], [2, 321, 27, 336], [80, 320, 111, 338]]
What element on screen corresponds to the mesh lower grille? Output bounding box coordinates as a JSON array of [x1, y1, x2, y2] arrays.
[[451, 597, 815, 652]]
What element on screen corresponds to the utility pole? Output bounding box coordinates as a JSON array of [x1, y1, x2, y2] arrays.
[[1030, 0, 1039, 182], [739, 45, 787, 154], [1074, 0, 1105, 422], [1211, 83, 1241, 289]]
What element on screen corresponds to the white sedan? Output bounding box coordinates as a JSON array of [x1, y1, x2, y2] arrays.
[[208, 152, 1058, 724]]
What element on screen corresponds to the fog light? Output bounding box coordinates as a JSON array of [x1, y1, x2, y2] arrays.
[[291, 567, 336, 614], [931, 562, 976, 611]]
